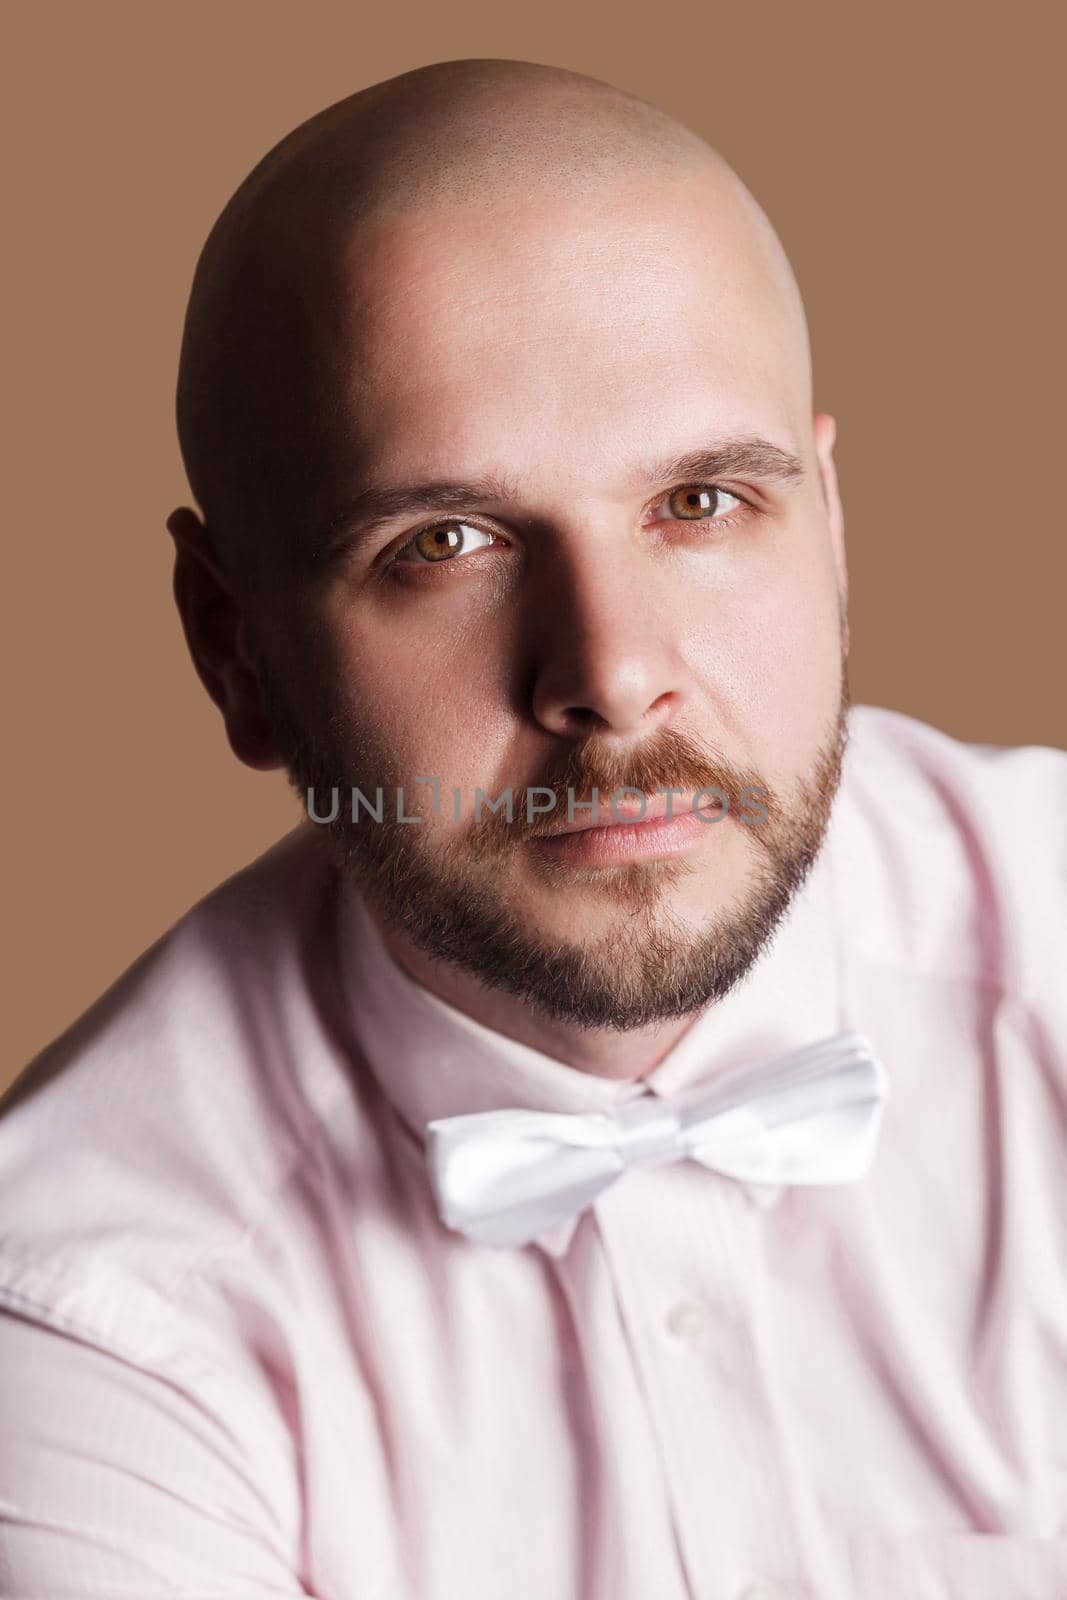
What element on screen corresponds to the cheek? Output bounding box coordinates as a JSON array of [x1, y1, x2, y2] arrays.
[[317, 606, 513, 790], [755, 565, 843, 770], [691, 536, 842, 780]]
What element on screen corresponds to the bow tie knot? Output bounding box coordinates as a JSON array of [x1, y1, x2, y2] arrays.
[[426, 1030, 890, 1250], [612, 1098, 684, 1166]]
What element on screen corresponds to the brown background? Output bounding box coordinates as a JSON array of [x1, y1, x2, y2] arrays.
[[4, 2, 1064, 1085]]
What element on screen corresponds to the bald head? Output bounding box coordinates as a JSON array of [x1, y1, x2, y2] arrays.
[[175, 58, 810, 588]]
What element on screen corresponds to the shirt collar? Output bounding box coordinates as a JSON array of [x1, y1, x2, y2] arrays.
[[338, 824, 845, 1256]]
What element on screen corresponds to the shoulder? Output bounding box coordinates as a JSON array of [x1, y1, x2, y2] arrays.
[[0, 824, 351, 1361], [829, 703, 1067, 1006]]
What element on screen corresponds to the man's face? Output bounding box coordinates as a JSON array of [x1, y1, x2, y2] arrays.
[[254, 170, 850, 1031]]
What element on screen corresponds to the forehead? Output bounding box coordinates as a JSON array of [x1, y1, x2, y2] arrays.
[[332, 176, 803, 482]]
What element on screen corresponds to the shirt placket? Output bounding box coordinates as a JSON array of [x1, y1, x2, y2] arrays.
[[587, 1160, 845, 1600]]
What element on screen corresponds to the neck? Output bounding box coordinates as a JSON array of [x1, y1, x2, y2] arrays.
[[376, 919, 706, 1081]]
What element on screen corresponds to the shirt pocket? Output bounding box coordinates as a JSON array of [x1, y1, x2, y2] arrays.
[[847, 1530, 1067, 1599]]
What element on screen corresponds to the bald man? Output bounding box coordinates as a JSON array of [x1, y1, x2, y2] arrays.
[[1, 58, 1065, 1600]]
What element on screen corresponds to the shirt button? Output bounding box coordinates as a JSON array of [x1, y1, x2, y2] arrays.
[[665, 1300, 709, 1338], [735, 1582, 780, 1600]]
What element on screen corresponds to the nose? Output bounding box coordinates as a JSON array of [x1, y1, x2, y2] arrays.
[[527, 536, 689, 740]]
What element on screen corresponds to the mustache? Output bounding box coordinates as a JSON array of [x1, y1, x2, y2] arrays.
[[469, 724, 775, 849]]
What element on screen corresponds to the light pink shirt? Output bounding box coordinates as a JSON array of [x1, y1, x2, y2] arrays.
[[1, 704, 1065, 1600]]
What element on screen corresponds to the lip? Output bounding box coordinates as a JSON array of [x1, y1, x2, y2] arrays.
[[535, 792, 722, 835], [529, 796, 727, 865]]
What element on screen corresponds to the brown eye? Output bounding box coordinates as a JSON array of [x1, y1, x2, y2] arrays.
[[402, 521, 494, 564], [414, 523, 464, 562], [668, 484, 722, 520]]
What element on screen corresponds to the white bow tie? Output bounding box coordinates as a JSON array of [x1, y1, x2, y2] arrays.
[[425, 1031, 890, 1249]]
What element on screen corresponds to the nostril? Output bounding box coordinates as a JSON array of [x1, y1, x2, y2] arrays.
[[563, 706, 607, 732]]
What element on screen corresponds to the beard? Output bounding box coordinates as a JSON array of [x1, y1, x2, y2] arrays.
[[260, 642, 851, 1034]]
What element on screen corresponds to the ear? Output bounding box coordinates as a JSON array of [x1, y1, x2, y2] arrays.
[[165, 506, 285, 771], [811, 412, 849, 653]]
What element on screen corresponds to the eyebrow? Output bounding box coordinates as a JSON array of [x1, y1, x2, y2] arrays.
[[310, 435, 805, 566]]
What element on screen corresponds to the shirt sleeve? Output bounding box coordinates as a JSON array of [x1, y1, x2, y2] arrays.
[[0, 1306, 311, 1598]]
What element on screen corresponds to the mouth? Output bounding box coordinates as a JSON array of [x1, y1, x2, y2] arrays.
[[528, 795, 728, 866], [532, 793, 725, 838]]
